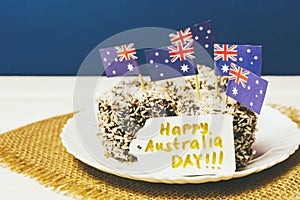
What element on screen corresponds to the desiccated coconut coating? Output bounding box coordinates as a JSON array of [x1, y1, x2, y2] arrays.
[[227, 101, 257, 168], [97, 80, 179, 162]]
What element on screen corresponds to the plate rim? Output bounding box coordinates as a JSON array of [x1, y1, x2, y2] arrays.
[[60, 106, 300, 184]]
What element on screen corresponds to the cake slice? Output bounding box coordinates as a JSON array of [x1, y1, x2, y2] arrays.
[[96, 65, 257, 168]]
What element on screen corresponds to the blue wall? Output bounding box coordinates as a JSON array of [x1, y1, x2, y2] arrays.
[[0, 0, 299, 75]]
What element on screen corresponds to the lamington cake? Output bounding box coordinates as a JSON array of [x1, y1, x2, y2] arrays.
[[96, 65, 258, 168]]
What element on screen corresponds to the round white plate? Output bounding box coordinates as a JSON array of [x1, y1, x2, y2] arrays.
[[61, 106, 300, 184]]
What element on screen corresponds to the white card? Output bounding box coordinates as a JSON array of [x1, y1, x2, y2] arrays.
[[129, 114, 236, 175]]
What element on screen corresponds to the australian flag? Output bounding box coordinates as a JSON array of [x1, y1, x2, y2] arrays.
[[98, 43, 140, 77], [145, 42, 198, 81], [169, 20, 215, 56], [214, 44, 262, 76], [226, 63, 268, 114]]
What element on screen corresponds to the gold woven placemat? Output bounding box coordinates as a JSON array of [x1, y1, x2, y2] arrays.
[[0, 104, 299, 200]]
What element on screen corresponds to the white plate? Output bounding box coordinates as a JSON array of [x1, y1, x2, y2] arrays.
[[61, 106, 300, 184]]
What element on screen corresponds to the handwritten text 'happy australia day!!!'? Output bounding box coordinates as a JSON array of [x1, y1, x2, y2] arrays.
[[130, 115, 236, 175]]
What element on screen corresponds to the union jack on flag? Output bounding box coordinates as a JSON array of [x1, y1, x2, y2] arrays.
[[168, 41, 195, 62], [169, 27, 193, 45], [228, 63, 250, 88], [214, 44, 238, 62], [214, 43, 262, 76], [226, 63, 268, 114], [115, 43, 138, 61]]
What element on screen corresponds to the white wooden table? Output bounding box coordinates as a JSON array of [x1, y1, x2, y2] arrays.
[[0, 76, 299, 199]]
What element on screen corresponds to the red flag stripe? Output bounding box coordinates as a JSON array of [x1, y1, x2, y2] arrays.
[[214, 44, 238, 61], [229, 64, 249, 88]]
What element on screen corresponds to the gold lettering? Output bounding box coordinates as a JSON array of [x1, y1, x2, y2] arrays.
[[183, 154, 194, 168], [145, 139, 154, 152], [192, 124, 200, 135], [172, 155, 182, 168], [219, 151, 224, 164], [164, 142, 172, 152], [172, 126, 181, 136], [202, 134, 206, 149], [212, 152, 216, 164], [205, 153, 209, 164], [183, 124, 192, 134], [173, 137, 180, 150], [160, 122, 170, 136], [200, 123, 208, 135], [214, 136, 223, 148], [193, 154, 202, 169], [182, 140, 191, 150], [190, 139, 200, 150], [156, 142, 164, 151]]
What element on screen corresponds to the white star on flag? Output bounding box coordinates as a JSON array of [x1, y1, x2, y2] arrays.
[[221, 64, 229, 73], [180, 64, 189, 72], [127, 63, 134, 71], [232, 87, 238, 96]]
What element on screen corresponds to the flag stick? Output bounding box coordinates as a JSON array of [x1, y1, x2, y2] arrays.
[[139, 73, 146, 91], [195, 74, 201, 101], [215, 76, 219, 94], [225, 95, 228, 105], [225, 77, 228, 105]]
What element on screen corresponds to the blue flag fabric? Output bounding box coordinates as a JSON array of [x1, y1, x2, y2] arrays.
[[169, 20, 215, 55], [214, 44, 262, 76], [226, 63, 268, 114], [99, 43, 140, 77], [145, 46, 198, 81]]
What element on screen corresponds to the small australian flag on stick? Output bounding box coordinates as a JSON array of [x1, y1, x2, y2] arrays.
[[169, 20, 216, 56], [226, 63, 268, 114], [99, 43, 140, 77], [214, 44, 262, 76], [145, 41, 198, 81]]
